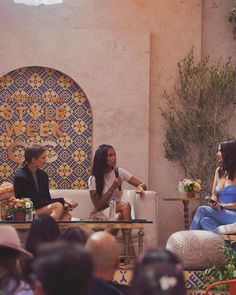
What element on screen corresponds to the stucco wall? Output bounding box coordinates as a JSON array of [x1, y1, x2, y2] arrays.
[[0, 0, 235, 246]]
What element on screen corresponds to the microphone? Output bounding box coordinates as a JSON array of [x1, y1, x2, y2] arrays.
[[114, 166, 121, 191]]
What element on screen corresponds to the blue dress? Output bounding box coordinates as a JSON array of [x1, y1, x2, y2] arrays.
[[190, 185, 236, 233], [216, 185, 236, 204]]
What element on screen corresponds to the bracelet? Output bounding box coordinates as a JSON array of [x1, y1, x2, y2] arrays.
[[142, 184, 147, 191]]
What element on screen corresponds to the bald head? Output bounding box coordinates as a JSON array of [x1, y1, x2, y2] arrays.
[[85, 231, 119, 275]]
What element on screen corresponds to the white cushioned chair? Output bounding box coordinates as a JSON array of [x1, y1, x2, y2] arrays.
[[217, 223, 236, 235], [50, 189, 158, 252]]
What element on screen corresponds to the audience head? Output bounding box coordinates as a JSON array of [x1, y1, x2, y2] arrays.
[[130, 262, 185, 295], [218, 140, 236, 180], [92, 144, 115, 197], [129, 249, 185, 295], [0, 226, 32, 292], [23, 144, 47, 168], [26, 215, 60, 255], [60, 226, 88, 245], [85, 231, 119, 280], [32, 241, 93, 295], [137, 249, 181, 267]]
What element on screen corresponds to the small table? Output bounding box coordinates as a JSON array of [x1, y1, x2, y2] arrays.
[[0, 220, 153, 262], [163, 197, 199, 229]]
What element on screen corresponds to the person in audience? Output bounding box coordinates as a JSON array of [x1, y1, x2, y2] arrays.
[[60, 226, 88, 245], [14, 144, 77, 220], [137, 249, 182, 269], [88, 144, 146, 256], [22, 215, 61, 283], [0, 225, 33, 295], [25, 215, 60, 256], [129, 261, 186, 295], [85, 231, 123, 295], [129, 249, 185, 295], [31, 241, 93, 295], [190, 140, 236, 233]]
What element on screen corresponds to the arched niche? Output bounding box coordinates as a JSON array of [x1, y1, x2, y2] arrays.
[[0, 66, 92, 189]]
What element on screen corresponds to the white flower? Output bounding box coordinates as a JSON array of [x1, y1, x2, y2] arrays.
[[159, 276, 177, 291], [0, 181, 12, 187], [25, 202, 32, 209]]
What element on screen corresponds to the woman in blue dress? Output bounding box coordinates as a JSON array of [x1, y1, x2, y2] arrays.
[[190, 140, 236, 233]]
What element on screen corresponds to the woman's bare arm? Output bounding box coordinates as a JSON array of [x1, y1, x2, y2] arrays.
[[89, 190, 113, 211], [89, 178, 122, 210], [220, 202, 236, 210], [128, 176, 147, 193], [211, 167, 220, 202]]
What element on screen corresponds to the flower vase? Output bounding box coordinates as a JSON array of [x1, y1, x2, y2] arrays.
[[186, 192, 195, 198], [14, 211, 26, 221]]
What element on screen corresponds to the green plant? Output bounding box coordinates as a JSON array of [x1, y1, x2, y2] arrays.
[[197, 244, 236, 291], [161, 49, 236, 194], [229, 1, 236, 38]]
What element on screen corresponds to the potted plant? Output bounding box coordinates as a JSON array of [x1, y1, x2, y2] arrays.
[[178, 178, 202, 198], [7, 196, 33, 221], [193, 244, 236, 294]]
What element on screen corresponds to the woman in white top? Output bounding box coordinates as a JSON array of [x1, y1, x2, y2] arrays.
[[88, 144, 146, 259], [88, 144, 146, 221]]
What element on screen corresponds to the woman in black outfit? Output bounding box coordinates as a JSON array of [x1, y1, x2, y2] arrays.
[[14, 144, 77, 220]]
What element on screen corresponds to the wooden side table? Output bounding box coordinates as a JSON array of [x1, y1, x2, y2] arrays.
[[163, 197, 199, 229]]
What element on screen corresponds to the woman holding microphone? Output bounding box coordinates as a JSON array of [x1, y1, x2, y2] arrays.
[[88, 144, 146, 258]]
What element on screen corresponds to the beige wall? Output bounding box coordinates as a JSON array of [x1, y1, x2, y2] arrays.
[[0, 0, 235, 246]]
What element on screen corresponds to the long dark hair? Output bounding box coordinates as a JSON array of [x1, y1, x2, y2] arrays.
[[0, 247, 23, 295], [25, 215, 60, 256], [91, 144, 113, 197], [22, 144, 46, 167], [22, 215, 60, 284], [219, 140, 236, 180]]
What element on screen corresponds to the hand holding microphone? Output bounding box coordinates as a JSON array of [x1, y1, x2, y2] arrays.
[[114, 166, 122, 191]]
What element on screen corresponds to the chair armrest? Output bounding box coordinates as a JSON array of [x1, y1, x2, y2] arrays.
[[217, 222, 236, 235], [135, 190, 158, 248]]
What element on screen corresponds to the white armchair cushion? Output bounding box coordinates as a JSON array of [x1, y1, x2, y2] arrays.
[[217, 223, 236, 235], [50, 189, 158, 249]]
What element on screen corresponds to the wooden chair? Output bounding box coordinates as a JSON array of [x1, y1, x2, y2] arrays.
[[205, 279, 236, 295]]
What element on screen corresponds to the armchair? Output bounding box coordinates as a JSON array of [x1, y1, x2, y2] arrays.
[[50, 189, 159, 250]]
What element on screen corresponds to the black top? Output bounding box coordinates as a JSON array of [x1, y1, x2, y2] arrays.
[[89, 277, 123, 295], [14, 165, 64, 209]]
